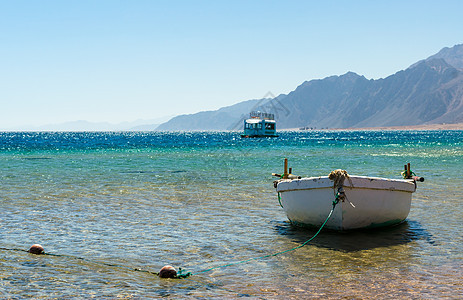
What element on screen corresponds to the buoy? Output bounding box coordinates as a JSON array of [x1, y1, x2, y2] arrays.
[[28, 244, 44, 255], [159, 265, 177, 278]]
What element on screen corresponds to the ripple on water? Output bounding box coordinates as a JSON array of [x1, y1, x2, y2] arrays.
[[0, 131, 462, 298]]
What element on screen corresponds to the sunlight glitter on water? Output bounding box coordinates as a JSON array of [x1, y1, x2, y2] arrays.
[[1, 131, 462, 298]]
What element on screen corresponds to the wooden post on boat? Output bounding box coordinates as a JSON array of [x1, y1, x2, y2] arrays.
[[403, 163, 424, 181], [283, 158, 289, 179], [404, 164, 410, 179]]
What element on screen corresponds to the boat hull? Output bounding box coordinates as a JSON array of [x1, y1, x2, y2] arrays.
[[276, 176, 416, 230], [240, 134, 279, 138]]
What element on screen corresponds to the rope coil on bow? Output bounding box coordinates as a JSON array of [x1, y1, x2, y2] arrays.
[[328, 169, 356, 208]]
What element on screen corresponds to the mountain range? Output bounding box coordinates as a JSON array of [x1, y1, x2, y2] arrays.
[[7, 117, 171, 132], [157, 44, 463, 130]]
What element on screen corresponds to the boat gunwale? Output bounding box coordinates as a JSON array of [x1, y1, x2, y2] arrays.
[[277, 185, 415, 193], [276, 175, 416, 193]]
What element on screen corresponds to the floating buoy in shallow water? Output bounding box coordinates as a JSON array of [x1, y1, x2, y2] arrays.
[[28, 244, 44, 255], [159, 265, 177, 278]]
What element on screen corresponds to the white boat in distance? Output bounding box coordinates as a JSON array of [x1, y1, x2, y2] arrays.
[[274, 161, 422, 231], [241, 111, 278, 138]]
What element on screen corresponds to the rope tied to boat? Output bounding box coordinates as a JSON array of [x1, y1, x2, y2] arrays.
[[328, 169, 355, 208], [328, 169, 351, 190]]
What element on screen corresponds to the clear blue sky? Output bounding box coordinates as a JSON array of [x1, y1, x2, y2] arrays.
[[1, 0, 462, 128]]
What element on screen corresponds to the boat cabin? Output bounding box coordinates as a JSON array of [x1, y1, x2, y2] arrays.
[[241, 111, 278, 137]]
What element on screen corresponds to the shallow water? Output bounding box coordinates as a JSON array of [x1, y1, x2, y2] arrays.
[[1, 131, 462, 298]]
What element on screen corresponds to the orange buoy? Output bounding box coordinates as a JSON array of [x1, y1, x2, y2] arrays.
[[28, 244, 44, 255], [159, 265, 177, 278]]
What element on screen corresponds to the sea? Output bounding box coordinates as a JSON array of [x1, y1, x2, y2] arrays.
[[0, 130, 462, 299]]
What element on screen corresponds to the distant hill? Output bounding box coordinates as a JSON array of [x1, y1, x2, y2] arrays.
[[156, 44, 463, 130], [155, 98, 279, 131], [8, 117, 171, 131], [415, 44, 463, 70], [277, 58, 463, 128]]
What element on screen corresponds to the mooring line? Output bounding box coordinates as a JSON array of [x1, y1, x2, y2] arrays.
[[0, 247, 160, 276], [1, 196, 339, 280]]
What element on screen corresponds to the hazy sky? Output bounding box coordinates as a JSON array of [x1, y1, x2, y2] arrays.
[[1, 0, 462, 128]]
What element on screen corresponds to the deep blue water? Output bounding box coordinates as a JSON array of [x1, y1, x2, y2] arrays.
[[1, 130, 461, 150], [1, 131, 462, 298]]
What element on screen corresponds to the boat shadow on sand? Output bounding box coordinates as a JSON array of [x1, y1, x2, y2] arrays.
[[273, 220, 434, 252]]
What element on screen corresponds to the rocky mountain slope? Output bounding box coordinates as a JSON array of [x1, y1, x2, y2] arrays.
[[156, 44, 463, 130]]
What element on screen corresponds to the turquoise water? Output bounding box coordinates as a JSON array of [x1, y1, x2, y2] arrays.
[[1, 131, 462, 298]]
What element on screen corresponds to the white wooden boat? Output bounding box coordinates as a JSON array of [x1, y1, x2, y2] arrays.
[[274, 161, 422, 231]]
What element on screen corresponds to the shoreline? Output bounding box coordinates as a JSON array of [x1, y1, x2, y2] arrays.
[[288, 123, 463, 131], [1, 123, 463, 133]]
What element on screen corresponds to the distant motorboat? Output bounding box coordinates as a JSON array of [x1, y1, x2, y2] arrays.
[[273, 160, 423, 231], [241, 111, 278, 138]]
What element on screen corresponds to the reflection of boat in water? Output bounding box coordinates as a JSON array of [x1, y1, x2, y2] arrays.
[[274, 160, 423, 231], [274, 220, 432, 252], [241, 111, 278, 138]]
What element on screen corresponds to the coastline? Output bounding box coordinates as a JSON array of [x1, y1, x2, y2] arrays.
[[287, 123, 463, 131]]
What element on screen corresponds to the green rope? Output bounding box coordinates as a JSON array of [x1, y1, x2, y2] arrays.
[[401, 170, 416, 179], [277, 192, 283, 208], [179, 197, 339, 278]]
